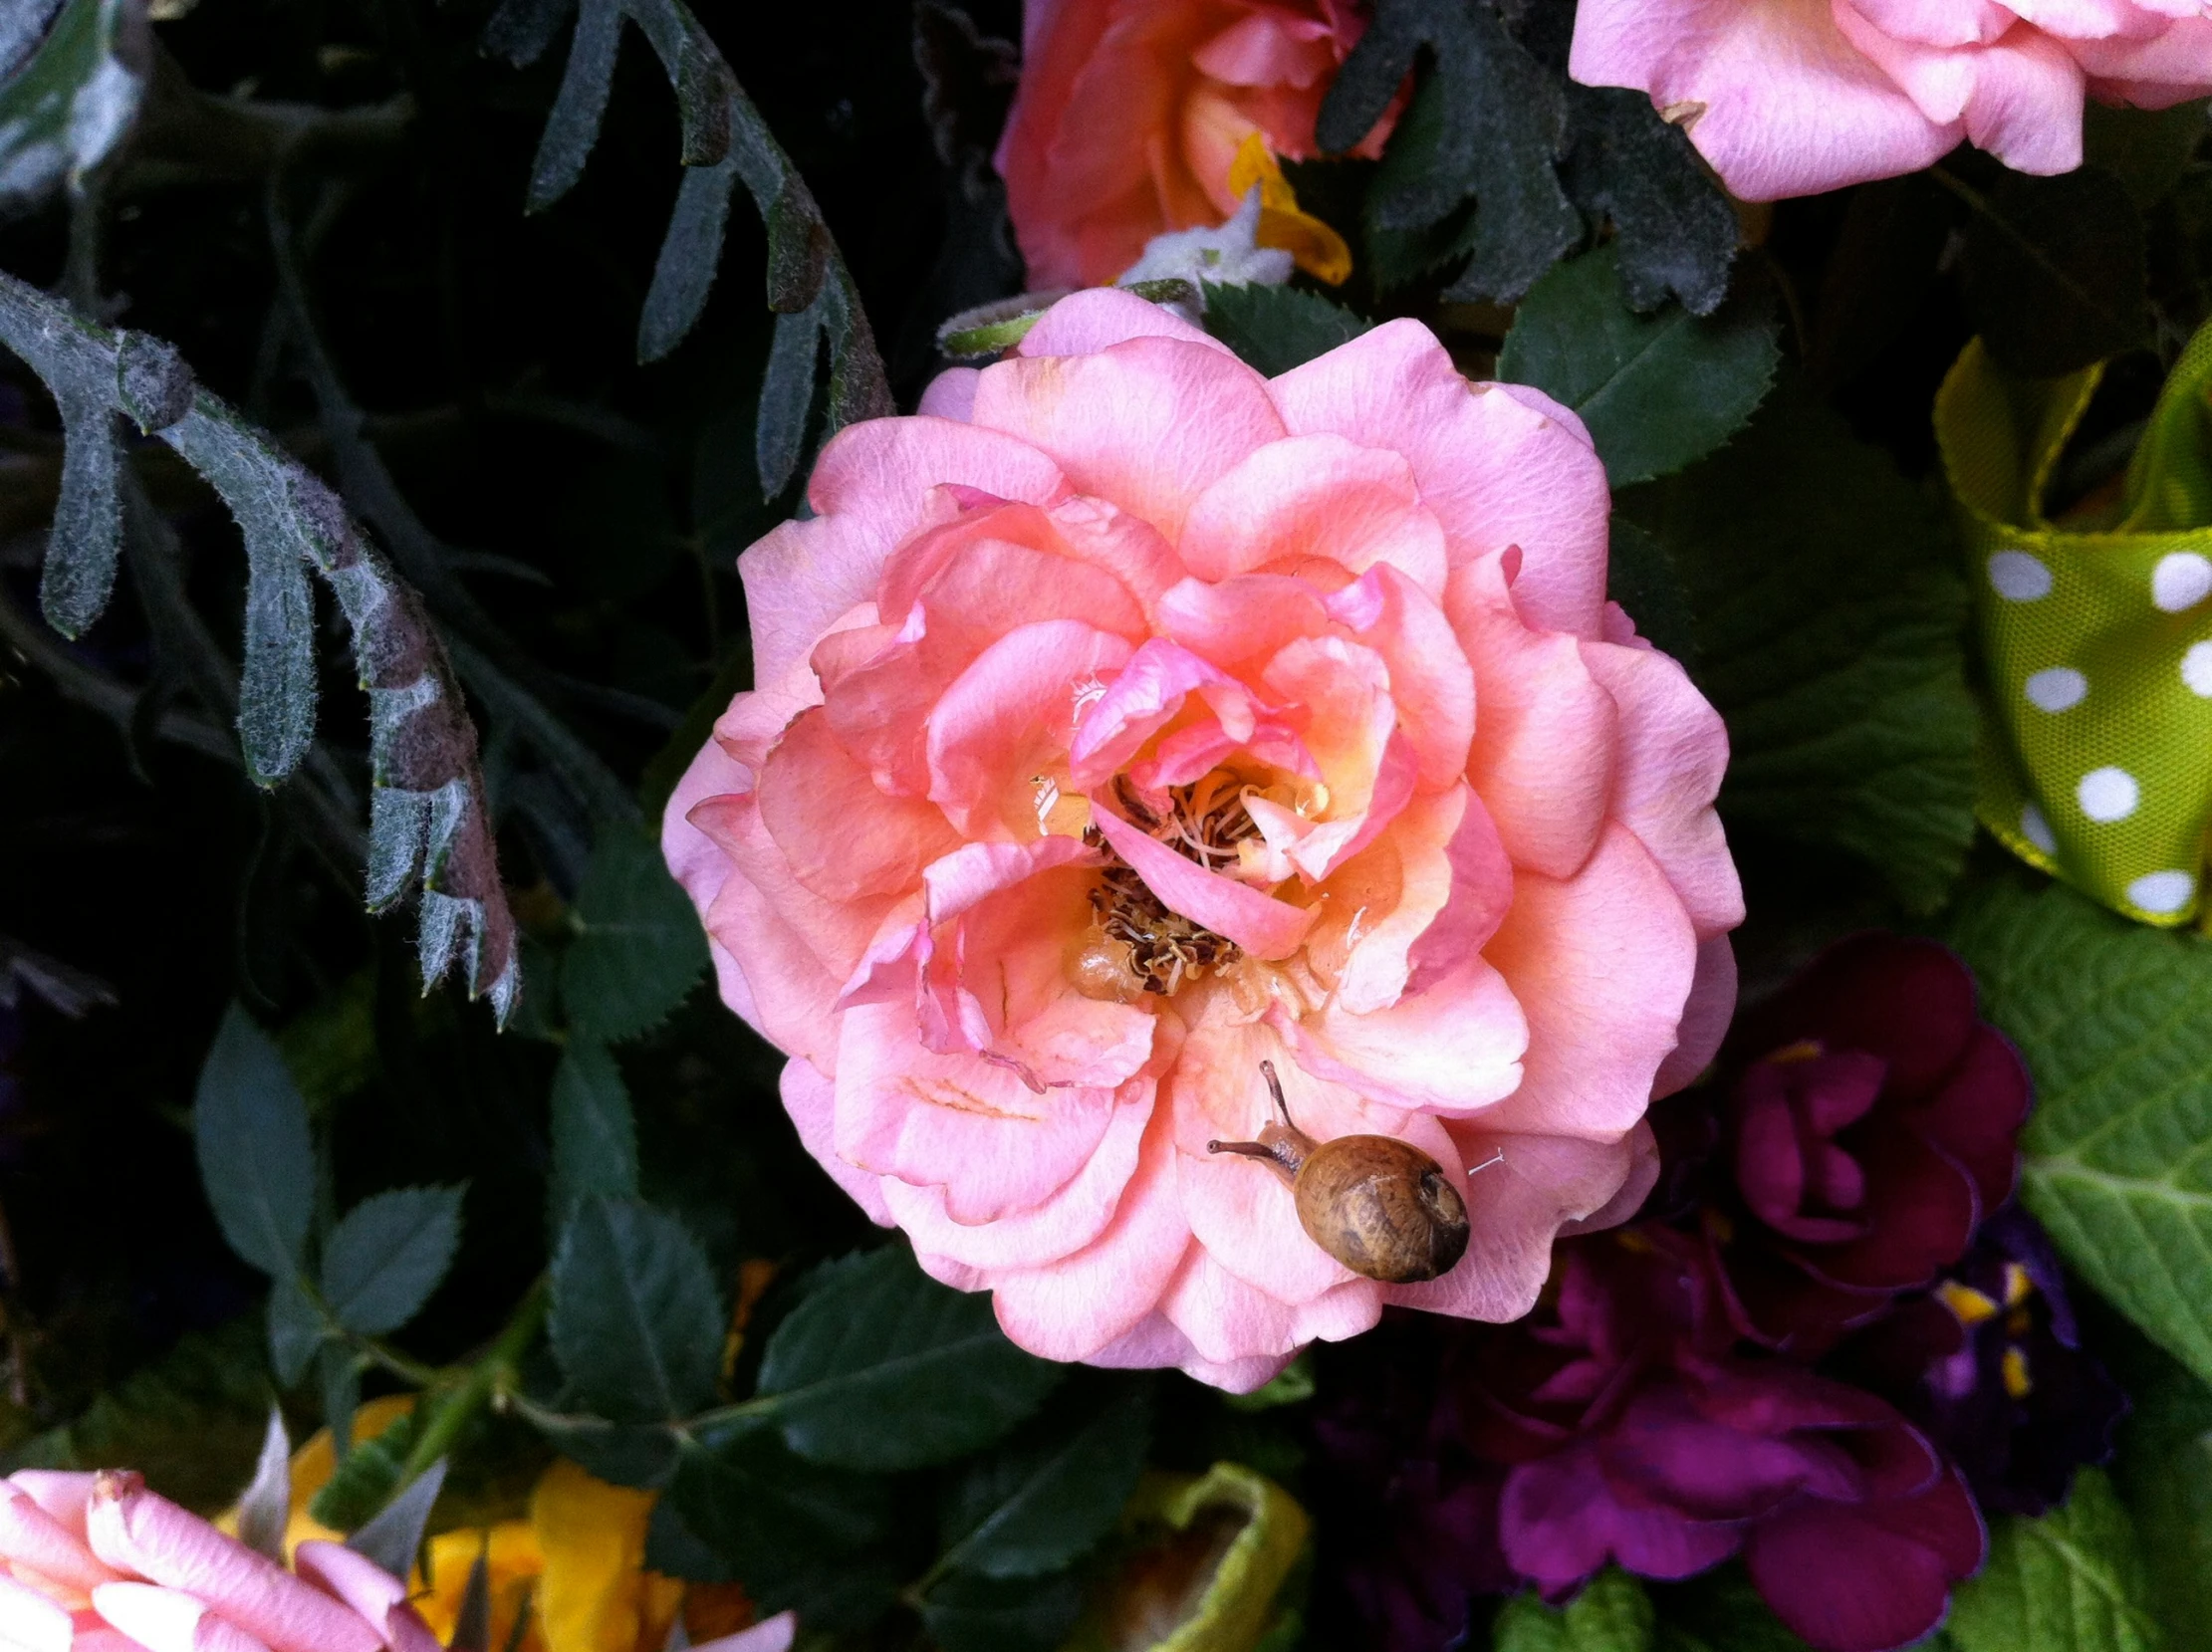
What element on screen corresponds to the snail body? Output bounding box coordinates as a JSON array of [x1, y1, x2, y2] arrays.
[[1207, 1062, 1471, 1285]]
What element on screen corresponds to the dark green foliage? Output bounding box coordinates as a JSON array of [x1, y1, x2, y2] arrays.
[[1497, 1569, 1655, 1652], [1956, 165, 2150, 377], [549, 1196, 724, 1423], [935, 1380, 1153, 1578], [192, 1005, 315, 1280], [920, 1568, 1090, 1652], [1498, 244, 1780, 486], [319, 1186, 464, 1337], [1202, 282, 1374, 375], [1628, 380, 1978, 912], [547, 1042, 640, 1235], [560, 827, 710, 1043], [755, 1246, 1064, 1471], [309, 1407, 419, 1532]]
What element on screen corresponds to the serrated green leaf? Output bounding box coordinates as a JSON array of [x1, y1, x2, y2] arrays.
[[548, 1041, 638, 1238], [1498, 1570, 1655, 1652], [755, 1246, 1063, 1472], [922, 1568, 1088, 1652], [1201, 283, 1372, 376], [938, 1381, 1151, 1580], [666, 1426, 895, 1629], [265, 1272, 327, 1388], [1498, 244, 1779, 488], [1945, 873, 2212, 1388], [193, 1004, 316, 1280], [309, 1408, 418, 1533], [320, 1185, 464, 1337], [561, 826, 710, 1044], [1950, 1470, 2162, 1652], [1607, 518, 1697, 667], [550, 1196, 723, 1423], [1628, 378, 1976, 911]]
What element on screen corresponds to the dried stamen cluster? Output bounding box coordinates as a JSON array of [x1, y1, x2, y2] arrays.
[[1085, 774, 1263, 995]]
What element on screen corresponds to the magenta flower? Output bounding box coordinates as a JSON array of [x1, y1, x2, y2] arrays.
[[1313, 1226, 1985, 1652], [1707, 935, 2030, 1351]]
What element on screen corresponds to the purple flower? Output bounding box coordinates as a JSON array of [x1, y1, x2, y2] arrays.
[[1706, 935, 2031, 1351], [1310, 1228, 1986, 1652], [1843, 1205, 2125, 1516]]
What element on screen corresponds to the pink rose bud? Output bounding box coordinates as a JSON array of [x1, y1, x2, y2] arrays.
[[6, 1477, 98, 1542], [0, 1482, 124, 1599], [90, 1584, 271, 1652], [85, 1478, 378, 1652], [291, 1542, 439, 1652], [0, 1568, 73, 1652]]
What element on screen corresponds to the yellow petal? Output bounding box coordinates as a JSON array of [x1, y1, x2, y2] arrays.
[[532, 1459, 660, 1652], [1226, 131, 1352, 286], [417, 1524, 547, 1652]]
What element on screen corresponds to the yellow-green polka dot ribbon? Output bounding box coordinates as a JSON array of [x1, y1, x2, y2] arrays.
[[1936, 320, 2212, 928]]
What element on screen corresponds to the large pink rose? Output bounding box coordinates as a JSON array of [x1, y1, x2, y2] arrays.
[[1571, 0, 2212, 200], [663, 290, 1743, 1390], [996, 0, 1393, 290]]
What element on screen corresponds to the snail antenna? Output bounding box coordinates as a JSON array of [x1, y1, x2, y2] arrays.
[[1259, 1060, 1294, 1127]]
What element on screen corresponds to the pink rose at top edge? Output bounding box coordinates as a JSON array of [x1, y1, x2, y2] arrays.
[[663, 288, 1744, 1390], [1569, 0, 2212, 201], [0, 1468, 436, 1652], [996, 0, 1399, 288]]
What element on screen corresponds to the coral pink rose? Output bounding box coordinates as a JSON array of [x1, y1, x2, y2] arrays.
[[663, 290, 1743, 1390], [997, 0, 1395, 289], [1571, 0, 2212, 200]]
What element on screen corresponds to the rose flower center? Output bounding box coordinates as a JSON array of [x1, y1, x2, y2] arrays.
[[1077, 772, 1269, 998]]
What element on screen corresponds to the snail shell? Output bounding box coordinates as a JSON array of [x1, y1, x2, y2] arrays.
[[1207, 1062, 1471, 1285]]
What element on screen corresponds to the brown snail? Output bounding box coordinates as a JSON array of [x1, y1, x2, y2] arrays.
[[1207, 1061, 1470, 1285]]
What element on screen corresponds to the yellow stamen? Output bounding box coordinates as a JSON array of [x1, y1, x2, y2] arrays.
[[2002, 1261, 2036, 1306], [1937, 1280, 2000, 1326], [1228, 132, 1352, 286], [2002, 1345, 2033, 1399], [1763, 1039, 1826, 1066]]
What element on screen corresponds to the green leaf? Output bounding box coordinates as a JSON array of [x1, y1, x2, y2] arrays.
[[1949, 1470, 2163, 1652], [309, 1408, 419, 1534], [1627, 378, 1977, 911], [549, 1196, 723, 1423], [2106, 1331, 2212, 1652], [1650, 1565, 1812, 1652], [561, 826, 710, 1043], [319, 1186, 465, 1337], [937, 1381, 1151, 1579], [666, 1425, 895, 1629], [2083, 100, 2208, 211], [193, 1005, 316, 1280], [0, 0, 146, 216], [755, 1246, 1063, 1472], [922, 1569, 1089, 1652], [1945, 873, 2212, 1388], [5, 1314, 273, 1515], [1497, 1570, 1656, 1652], [1498, 244, 1779, 488], [548, 1042, 639, 1238], [265, 1272, 327, 1388], [1201, 284, 1373, 376], [1956, 166, 2148, 378], [1607, 518, 1697, 668]]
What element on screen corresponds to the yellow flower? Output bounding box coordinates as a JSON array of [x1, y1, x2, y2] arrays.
[[269, 1398, 749, 1652], [1227, 133, 1352, 288]]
